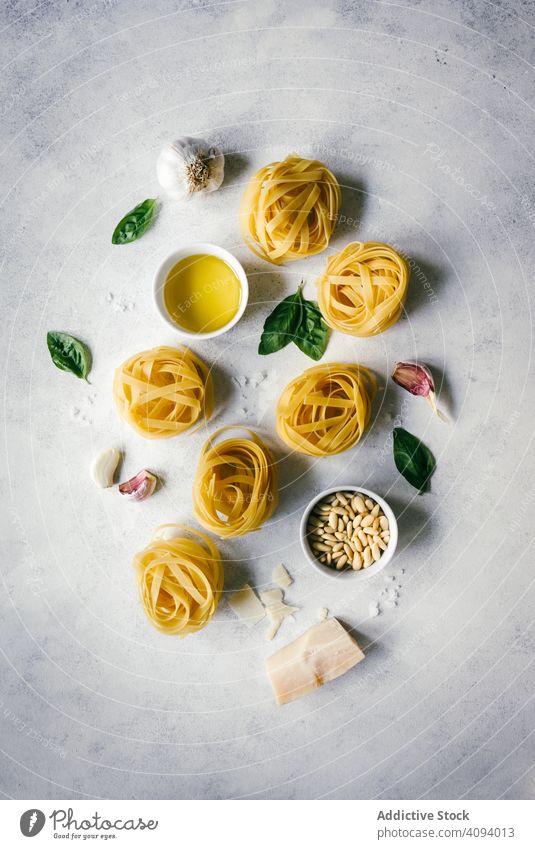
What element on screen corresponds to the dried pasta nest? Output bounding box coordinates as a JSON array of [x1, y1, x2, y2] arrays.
[[133, 525, 223, 637], [317, 242, 410, 336], [239, 154, 341, 264], [193, 427, 278, 538], [276, 362, 377, 456], [113, 345, 213, 439]]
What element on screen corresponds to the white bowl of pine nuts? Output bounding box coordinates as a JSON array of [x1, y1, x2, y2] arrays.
[[300, 486, 398, 579]]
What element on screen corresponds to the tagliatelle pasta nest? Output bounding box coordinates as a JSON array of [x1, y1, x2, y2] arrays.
[[317, 242, 409, 336], [276, 363, 377, 456], [133, 526, 223, 636], [239, 154, 341, 264], [113, 346, 213, 439], [193, 427, 278, 538]]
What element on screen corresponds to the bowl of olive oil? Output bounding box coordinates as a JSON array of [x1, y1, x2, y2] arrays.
[[153, 243, 249, 340]]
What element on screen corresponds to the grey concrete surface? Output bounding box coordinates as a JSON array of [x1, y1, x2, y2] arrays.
[[1, 0, 534, 799]]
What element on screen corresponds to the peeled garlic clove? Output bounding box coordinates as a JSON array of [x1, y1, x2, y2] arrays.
[[391, 360, 447, 422], [118, 469, 157, 501], [91, 448, 121, 488]]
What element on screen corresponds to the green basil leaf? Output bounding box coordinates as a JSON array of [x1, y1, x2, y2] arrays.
[[47, 331, 92, 381], [294, 299, 329, 361], [393, 427, 435, 493], [111, 198, 158, 245], [258, 289, 302, 355], [258, 283, 329, 360]]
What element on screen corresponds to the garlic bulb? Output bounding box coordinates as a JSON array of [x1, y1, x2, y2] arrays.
[[156, 137, 224, 200]]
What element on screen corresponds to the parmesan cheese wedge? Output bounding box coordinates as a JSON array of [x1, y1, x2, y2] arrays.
[[266, 618, 364, 705], [228, 584, 265, 627]]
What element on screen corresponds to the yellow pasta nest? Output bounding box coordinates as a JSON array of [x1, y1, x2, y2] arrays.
[[113, 346, 213, 439], [276, 363, 376, 456], [133, 526, 223, 637], [239, 154, 341, 264], [317, 242, 410, 336], [193, 427, 278, 538]]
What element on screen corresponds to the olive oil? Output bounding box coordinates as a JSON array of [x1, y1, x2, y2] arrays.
[[164, 254, 241, 334]]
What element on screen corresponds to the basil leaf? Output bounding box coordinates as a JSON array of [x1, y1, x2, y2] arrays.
[[294, 299, 329, 361], [258, 289, 303, 355], [258, 283, 329, 360], [47, 331, 92, 381], [393, 427, 435, 493], [111, 198, 158, 245]]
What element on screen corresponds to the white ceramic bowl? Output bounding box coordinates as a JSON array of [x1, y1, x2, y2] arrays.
[[300, 485, 398, 580], [153, 242, 249, 340]]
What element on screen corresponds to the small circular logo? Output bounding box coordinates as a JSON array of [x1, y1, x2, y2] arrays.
[[20, 810, 45, 837]]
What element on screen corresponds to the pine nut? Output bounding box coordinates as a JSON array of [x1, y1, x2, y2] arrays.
[[353, 495, 366, 512], [310, 516, 323, 527], [371, 503, 381, 517], [361, 514, 374, 527], [326, 553, 332, 566], [365, 499, 374, 510], [328, 512, 338, 529], [331, 506, 345, 516], [352, 516, 362, 529], [372, 517, 380, 530], [335, 531, 345, 541], [344, 543, 352, 557], [377, 539, 387, 551], [338, 518, 345, 533], [336, 492, 348, 505], [320, 555, 327, 563], [357, 530, 367, 546], [332, 542, 344, 553], [363, 547, 373, 567], [351, 536, 363, 553], [336, 555, 348, 569], [322, 533, 337, 543], [362, 526, 376, 535], [313, 543, 331, 552], [371, 544, 381, 562], [352, 552, 363, 570], [380, 516, 389, 531]]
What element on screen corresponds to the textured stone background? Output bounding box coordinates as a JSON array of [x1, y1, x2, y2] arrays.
[[1, 0, 534, 799]]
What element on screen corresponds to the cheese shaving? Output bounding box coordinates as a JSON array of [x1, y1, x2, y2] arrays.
[[272, 563, 293, 588], [259, 588, 283, 606], [228, 584, 265, 627]]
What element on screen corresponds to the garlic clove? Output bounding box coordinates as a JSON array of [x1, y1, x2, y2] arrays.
[[118, 470, 157, 501], [91, 448, 121, 488], [156, 137, 224, 200], [392, 360, 434, 397], [391, 360, 447, 422]]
